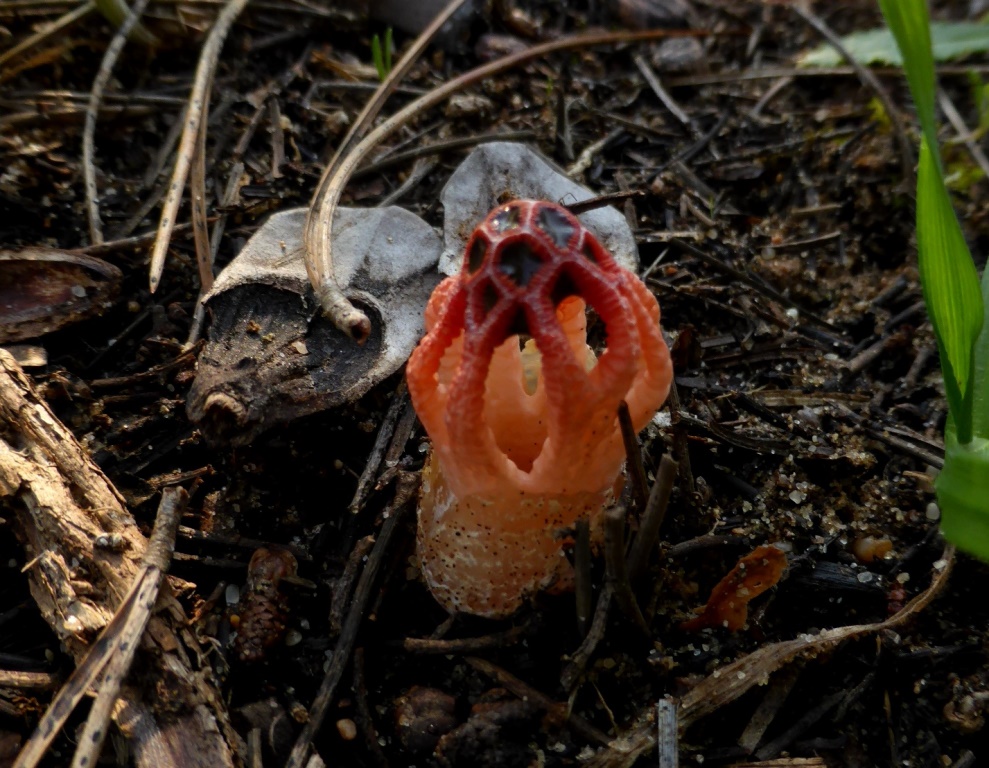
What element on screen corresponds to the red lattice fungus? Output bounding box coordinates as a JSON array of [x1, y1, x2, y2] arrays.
[[406, 201, 673, 617]]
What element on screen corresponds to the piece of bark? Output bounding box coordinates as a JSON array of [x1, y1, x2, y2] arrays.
[[0, 349, 237, 768]]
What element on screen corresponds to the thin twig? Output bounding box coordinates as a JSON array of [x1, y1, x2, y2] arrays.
[[0, 670, 59, 690], [268, 98, 284, 179], [190, 113, 213, 293], [353, 129, 538, 177], [401, 625, 527, 654], [627, 454, 678, 584], [562, 585, 613, 690], [286, 474, 417, 768], [632, 52, 695, 133], [0, 0, 94, 69], [603, 505, 648, 633], [148, 0, 251, 292], [348, 383, 411, 515], [380, 155, 438, 205], [69, 223, 193, 256], [142, 102, 187, 188], [328, 535, 375, 635], [567, 128, 623, 177], [618, 400, 649, 512], [747, 75, 794, 120], [82, 0, 153, 244], [184, 158, 241, 346], [115, 172, 175, 241], [665, 381, 695, 496], [938, 89, 989, 181], [566, 190, 647, 216]]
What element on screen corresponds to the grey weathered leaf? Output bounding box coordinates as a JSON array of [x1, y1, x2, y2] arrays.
[[439, 142, 639, 276], [187, 206, 441, 443]]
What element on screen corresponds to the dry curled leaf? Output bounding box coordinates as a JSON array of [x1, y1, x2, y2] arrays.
[[0, 248, 120, 342]]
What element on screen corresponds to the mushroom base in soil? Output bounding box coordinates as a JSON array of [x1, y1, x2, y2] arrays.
[[407, 200, 673, 618]]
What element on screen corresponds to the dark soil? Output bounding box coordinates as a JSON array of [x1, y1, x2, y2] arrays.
[[2, 1, 989, 766]]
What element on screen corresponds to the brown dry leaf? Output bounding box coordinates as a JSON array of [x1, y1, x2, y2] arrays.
[[681, 544, 787, 632]]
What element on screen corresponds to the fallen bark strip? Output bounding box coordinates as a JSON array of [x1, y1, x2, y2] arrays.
[[15, 488, 187, 768], [0, 350, 236, 768]]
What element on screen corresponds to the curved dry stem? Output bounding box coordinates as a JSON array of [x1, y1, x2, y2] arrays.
[[147, 0, 249, 293], [83, 0, 154, 245], [306, 25, 705, 339], [305, 0, 468, 342], [584, 545, 956, 767]]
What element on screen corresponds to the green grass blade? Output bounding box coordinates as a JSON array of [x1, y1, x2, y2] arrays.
[[879, 0, 939, 160], [937, 433, 989, 559], [972, 262, 989, 438], [878, 0, 989, 555], [372, 34, 386, 81], [916, 137, 983, 442], [882, 0, 985, 441]]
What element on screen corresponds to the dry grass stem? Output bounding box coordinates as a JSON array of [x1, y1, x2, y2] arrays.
[[305, 0, 469, 342], [0, 0, 94, 70], [148, 0, 250, 293], [83, 0, 153, 245]]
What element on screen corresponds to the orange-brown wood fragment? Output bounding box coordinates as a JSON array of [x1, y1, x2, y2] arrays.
[[681, 545, 787, 632]]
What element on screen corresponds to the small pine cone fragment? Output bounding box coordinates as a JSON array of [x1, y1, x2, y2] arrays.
[[233, 546, 298, 663]]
